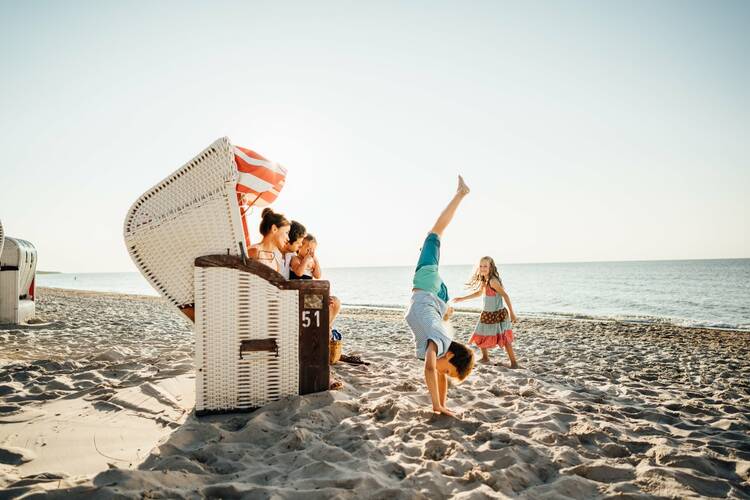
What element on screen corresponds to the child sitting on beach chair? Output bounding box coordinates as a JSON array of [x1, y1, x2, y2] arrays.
[[290, 233, 342, 331], [405, 176, 475, 417]]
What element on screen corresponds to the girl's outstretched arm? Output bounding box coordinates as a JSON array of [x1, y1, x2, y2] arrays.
[[453, 289, 482, 303], [490, 278, 518, 323], [430, 175, 470, 237]]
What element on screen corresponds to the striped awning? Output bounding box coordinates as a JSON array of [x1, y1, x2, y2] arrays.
[[234, 146, 287, 208], [233, 145, 288, 250]]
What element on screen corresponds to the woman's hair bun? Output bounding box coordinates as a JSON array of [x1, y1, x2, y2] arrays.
[[261, 208, 274, 219]]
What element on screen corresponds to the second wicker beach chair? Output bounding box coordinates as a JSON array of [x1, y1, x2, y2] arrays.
[[0, 228, 37, 325]]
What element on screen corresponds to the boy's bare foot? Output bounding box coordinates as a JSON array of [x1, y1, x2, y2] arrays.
[[433, 405, 458, 418], [509, 362, 519, 369], [457, 175, 470, 196], [479, 358, 491, 364]]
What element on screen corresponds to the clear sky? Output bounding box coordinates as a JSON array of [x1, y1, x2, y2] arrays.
[[1, 0, 748, 272]]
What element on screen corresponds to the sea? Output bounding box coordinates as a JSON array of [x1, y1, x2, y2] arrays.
[[37, 259, 750, 332]]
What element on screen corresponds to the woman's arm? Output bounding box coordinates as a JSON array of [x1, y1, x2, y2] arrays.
[[490, 279, 517, 323], [453, 289, 482, 303]]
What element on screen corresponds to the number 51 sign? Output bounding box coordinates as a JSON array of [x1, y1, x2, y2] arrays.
[[299, 288, 330, 394]]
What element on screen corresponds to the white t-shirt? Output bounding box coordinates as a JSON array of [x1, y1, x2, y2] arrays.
[[281, 252, 295, 280]]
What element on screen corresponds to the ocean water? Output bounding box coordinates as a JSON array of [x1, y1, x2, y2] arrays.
[[37, 259, 750, 331]]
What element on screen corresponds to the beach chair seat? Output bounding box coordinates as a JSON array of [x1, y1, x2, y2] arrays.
[[124, 138, 329, 414], [0, 233, 37, 325], [194, 256, 329, 414]]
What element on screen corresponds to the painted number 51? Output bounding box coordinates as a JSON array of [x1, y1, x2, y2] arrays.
[[302, 310, 321, 328]]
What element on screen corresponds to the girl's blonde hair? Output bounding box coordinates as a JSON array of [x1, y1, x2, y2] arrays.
[[466, 256, 501, 291]]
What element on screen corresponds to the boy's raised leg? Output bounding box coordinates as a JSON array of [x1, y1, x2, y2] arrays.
[[430, 175, 470, 237]]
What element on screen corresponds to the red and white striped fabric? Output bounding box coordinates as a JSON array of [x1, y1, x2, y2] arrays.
[[233, 146, 288, 251]]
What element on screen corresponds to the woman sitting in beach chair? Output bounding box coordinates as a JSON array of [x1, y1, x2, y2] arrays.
[[248, 209, 291, 274]]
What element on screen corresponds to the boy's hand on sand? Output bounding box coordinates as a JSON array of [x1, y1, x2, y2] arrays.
[[511, 313, 518, 323], [457, 175, 470, 196], [443, 306, 454, 321]]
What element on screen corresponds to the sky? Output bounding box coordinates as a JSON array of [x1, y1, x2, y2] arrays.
[[0, 0, 748, 272]]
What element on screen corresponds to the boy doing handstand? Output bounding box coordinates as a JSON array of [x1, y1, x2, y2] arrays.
[[405, 176, 475, 417]]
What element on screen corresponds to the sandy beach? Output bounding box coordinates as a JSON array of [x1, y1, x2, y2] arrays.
[[1, 288, 748, 499]]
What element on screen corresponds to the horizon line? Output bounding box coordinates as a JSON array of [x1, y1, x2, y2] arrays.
[[39, 256, 750, 274]]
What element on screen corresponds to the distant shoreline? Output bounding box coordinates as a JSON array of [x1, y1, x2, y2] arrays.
[[34, 286, 750, 334]]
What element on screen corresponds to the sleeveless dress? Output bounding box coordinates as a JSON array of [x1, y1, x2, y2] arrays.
[[469, 284, 514, 348]]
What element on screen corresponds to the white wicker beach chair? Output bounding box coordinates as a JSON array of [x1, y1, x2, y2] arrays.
[[0, 219, 4, 261], [124, 138, 330, 415], [0, 233, 37, 325]]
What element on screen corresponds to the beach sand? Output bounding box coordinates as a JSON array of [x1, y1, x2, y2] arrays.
[[1, 288, 748, 499]]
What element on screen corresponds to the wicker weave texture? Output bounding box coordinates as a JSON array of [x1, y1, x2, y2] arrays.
[[195, 266, 299, 412], [0, 220, 4, 262], [123, 137, 246, 307]]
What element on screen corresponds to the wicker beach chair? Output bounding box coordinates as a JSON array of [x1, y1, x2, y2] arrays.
[[0, 229, 37, 325], [124, 138, 330, 415]]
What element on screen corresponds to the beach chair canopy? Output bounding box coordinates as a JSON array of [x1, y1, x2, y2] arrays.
[[123, 137, 287, 311], [0, 219, 4, 260], [234, 145, 288, 249]]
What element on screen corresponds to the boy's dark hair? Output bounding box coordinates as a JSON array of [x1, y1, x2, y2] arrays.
[[259, 208, 289, 236], [304, 233, 316, 243], [448, 341, 474, 381], [289, 221, 306, 243]]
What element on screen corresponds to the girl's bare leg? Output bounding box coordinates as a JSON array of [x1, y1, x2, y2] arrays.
[[479, 348, 490, 363], [505, 343, 518, 368], [430, 176, 470, 237]]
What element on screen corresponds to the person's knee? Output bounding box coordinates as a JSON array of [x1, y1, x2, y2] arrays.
[[330, 295, 341, 313]]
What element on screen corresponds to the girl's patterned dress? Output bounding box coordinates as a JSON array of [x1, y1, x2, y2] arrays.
[[469, 283, 514, 348]]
